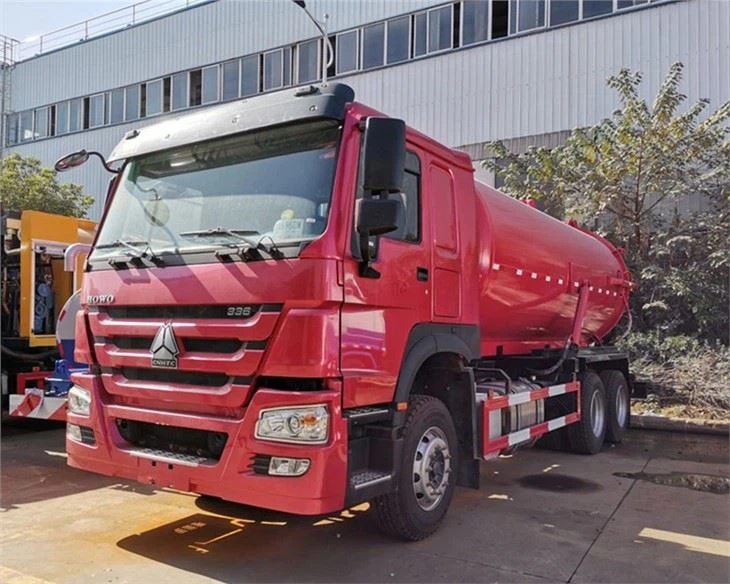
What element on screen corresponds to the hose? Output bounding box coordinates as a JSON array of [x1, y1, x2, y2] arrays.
[[527, 338, 577, 377], [1, 343, 58, 361]]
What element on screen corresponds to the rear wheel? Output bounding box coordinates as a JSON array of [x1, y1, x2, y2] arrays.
[[372, 395, 457, 541], [600, 370, 630, 443], [568, 372, 607, 454]]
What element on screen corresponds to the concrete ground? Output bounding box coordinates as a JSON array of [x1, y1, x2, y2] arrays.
[[1, 422, 728, 584]]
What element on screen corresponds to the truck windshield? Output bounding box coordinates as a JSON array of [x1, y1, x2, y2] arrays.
[[91, 119, 341, 261]]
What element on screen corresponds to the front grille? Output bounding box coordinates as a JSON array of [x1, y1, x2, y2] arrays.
[[116, 418, 228, 460], [115, 367, 250, 387], [107, 336, 261, 354], [103, 304, 283, 320]]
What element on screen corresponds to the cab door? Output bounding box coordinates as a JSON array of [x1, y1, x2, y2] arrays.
[[341, 150, 431, 408]]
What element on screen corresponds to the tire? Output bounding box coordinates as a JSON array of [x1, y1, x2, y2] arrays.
[[568, 372, 607, 455], [372, 395, 458, 541], [600, 370, 630, 444]]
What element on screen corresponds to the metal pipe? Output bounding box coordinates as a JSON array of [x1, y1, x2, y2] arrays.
[[291, 1, 334, 84]]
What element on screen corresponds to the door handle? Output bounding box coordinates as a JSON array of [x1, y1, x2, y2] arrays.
[[417, 267, 429, 282]]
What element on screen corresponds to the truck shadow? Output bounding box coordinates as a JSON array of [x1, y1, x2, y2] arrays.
[[116, 499, 391, 582]]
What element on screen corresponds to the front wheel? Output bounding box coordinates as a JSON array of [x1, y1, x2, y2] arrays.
[[371, 395, 457, 541]]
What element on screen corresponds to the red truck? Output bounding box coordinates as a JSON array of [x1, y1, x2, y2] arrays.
[[59, 83, 633, 540]]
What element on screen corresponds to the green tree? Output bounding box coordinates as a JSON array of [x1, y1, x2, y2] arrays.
[[0, 153, 93, 218], [483, 62, 730, 343]]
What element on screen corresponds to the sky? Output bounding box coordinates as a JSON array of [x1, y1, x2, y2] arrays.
[[1, 1, 140, 42]]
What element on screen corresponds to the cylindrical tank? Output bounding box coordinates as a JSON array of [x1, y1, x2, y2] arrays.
[[476, 182, 631, 353]]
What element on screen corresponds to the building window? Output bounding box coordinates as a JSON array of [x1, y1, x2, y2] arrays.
[[163, 77, 171, 112], [263, 50, 283, 91], [145, 79, 163, 116], [336, 30, 358, 74], [88, 94, 105, 128], [124, 85, 139, 121], [550, 0, 579, 26], [55, 101, 69, 135], [413, 12, 427, 57], [171, 72, 187, 110], [297, 39, 320, 83], [222, 60, 240, 101], [110, 88, 124, 124], [19, 110, 32, 142], [362, 22, 385, 70], [69, 98, 82, 131], [241, 55, 259, 96], [387, 16, 410, 64], [492, 0, 509, 38], [202, 66, 219, 104], [34, 107, 49, 139], [189, 69, 203, 106], [618, 0, 649, 9], [283, 47, 293, 86], [583, 0, 613, 18], [463, 0, 490, 45], [511, 0, 546, 34], [6, 113, 19, 145], [428, 5, 453, 53]]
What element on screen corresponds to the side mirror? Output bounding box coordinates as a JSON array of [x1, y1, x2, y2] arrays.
[[357, 197, 404, 238], [361, 117, 406, 193], [55, 150, 90, 172]]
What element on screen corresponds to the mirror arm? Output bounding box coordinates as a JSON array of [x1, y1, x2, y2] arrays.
[[88, 151, 121, 174]]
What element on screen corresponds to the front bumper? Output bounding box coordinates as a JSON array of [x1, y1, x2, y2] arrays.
[[66, 372, 348, 515]]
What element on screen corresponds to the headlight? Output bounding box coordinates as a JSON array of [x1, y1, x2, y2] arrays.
[[255, 405, 329, 444], [68, 385, 91, 416]]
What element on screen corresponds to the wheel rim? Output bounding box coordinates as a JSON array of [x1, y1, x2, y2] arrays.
[[590, 390, 606, 438], [615, 384, 628, 428], [412, 426, 452, 512]]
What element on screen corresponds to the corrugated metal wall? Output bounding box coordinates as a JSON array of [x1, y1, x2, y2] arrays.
[[5, 0, 729, 220]]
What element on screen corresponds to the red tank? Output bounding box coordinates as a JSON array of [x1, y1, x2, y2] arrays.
[[475, 181, 631, 354]]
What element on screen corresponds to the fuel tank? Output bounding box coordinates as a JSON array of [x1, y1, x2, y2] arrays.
[[475, 182, 631, 353]]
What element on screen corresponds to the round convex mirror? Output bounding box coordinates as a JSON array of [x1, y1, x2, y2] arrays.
[[54, 150, 90, 172]]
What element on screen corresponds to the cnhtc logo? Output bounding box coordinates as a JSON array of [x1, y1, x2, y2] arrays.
[[150, 323, 180, 369]]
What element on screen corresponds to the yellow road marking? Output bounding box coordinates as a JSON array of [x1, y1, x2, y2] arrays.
[[639, 528, 730, 558]]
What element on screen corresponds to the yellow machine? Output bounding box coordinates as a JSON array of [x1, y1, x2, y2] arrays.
[[1, 209, 96, 410]]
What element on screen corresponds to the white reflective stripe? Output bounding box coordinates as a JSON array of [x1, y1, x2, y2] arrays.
[[548, 416, 567, 432], [548, 384, 567, 396], [508, 428, 532, 446], [508, 392, 532, 406]]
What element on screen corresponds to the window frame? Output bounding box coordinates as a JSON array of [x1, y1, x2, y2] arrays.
[[461, 0, 492, 46], [263, 49, 285, 91], [427, 4, 454, 55], [202, 65, 220, 104], [33, 106, 49, 139], [296, 38, 321, 84], [336, 29, 359, 75], [241, 54, 260, 96], [386, 15, 411, 65], [109, 87, 125, 124], [144, 78, 164, 117], [221, 59, 241, 102], [361, 21, 386, 70], [55, 101, 69, 136], [547, 0, 582, 27], [87, 92, 106, 128], [171, 71, 188, 111]]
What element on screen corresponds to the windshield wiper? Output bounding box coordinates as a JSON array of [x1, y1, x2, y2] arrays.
[[178, 228, 284, 260], [96, 238, 163, 265]]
